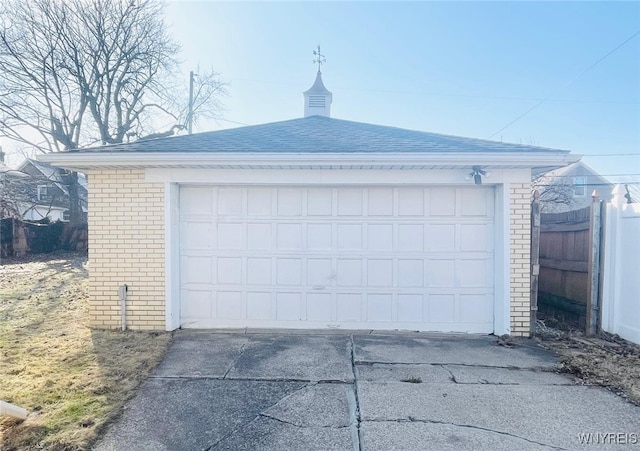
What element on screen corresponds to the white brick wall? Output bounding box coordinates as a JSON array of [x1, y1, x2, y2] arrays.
[[509, 183, 531, 336], [88, 169, 165, 330], [86, 172, 532, 335]]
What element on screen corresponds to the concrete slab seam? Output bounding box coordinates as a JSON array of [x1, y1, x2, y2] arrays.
[[223, 343, 246, 379], [439, 364, 458, 383], [349, 334, 363, 451], [204, 383, 312, 450], [356, 360, 560, 371], [258, 412, 351, 429], [365, 418, 569, 451]]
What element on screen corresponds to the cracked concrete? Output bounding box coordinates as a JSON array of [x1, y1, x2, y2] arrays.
[[92, 331, 640, 451]]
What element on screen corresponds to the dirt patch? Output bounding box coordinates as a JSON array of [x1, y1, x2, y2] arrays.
[[535, 318, 640, 406], [0, 252, 172, 450]]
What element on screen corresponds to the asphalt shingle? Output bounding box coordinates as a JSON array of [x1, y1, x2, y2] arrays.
[[72, 116, 570, 155]]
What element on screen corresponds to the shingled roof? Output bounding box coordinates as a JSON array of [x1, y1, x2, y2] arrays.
[[71, 116, 570, 155]]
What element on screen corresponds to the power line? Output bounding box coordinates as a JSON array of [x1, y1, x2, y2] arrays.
[[488, 29, 640, 139], [581, 153, 640, 157], [538, 173, 640, 178]]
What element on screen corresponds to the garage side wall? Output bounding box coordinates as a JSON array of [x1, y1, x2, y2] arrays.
[[88, 169, 165, 330], [510, 183, 531, 336]]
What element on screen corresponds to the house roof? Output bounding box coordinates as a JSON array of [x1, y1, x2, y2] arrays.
[[39, 116, 579, 171], [67, 116, 570, 155], [19, 159, 88, 193]]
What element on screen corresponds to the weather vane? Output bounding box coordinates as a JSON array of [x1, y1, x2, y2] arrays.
[[312, 45, 325, 72]]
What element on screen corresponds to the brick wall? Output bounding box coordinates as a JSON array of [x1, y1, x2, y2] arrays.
[[88, 169, 165, 330], [509, 183, 532, 336], [85, 172, 532, 335]]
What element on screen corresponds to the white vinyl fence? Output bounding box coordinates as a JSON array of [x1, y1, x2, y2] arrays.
[[601, 185, 640, 344]]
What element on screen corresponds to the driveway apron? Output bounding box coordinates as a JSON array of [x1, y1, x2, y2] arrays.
[[93, 331, 640, 451]]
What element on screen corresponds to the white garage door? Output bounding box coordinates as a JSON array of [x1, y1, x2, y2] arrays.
[[179, 185, 495, 332]]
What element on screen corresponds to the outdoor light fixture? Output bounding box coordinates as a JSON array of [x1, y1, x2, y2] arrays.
[[467, 166, 487, 185]]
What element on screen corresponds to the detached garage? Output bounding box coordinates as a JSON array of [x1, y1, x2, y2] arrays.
[[41, 76, 575, 336]]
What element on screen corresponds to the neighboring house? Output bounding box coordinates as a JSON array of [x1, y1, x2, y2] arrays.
[[533, 161, 613, 213], [41, 70, 577, 337], [0, 155, 88, 222]]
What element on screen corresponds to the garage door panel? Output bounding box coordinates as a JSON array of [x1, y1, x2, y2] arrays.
[[276, 259, 302, 285], [183, 256, 214, 284], [277, 189, 303, 216], [398, 188, 424, 216], [367, 224, 393, 251], [427, 259, 456, 287], [179, 185, 495, 333], [460, 224, 493, 252], [247, 258, 272, 285], [429, 188, 456, 216], [247, 189, 272, 215], [336, 293, 363, 321], [428, 294, 456, 323], [181, 290, 212, 319], [247, 223, 272, 250], [217, 223, 242, 249], [338, 189, 363, 216], [427, 224, 456, 251], [276, 293, 302, 320], [181, 186, 213, 215], [459, 294, 493, 323], [307, 224, 333, 249], [398, 260, 424, 287], [458, 259, 492, 287], [307, 188, 333, 215], [217, 188, 242, 215], [307, 259, 332, 286], [217, 292, 243, 319], [460, 188, 493, 216], [368, 188, 394, 216], [247, 292, 272, 320], [397, 294, 424, 322], [366, 294, 393, 321], [337, 224, 362, 250], [181, 221, 214, 249], [307, 293, 332, 321], [276, 223, 303, 249], [367, 260, 393, 286], [337, 259, 362, 286], [217, 257, 242, 284]]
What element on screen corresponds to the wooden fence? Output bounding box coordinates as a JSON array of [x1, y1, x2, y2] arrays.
[[0, 218, 88, 259], [531, 193, 603, 334]]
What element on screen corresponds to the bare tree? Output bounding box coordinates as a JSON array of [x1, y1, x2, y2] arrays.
[[532, 172, 574, 212], [0, 0, 226, 224]]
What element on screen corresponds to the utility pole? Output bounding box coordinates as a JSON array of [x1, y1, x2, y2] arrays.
[[188, 70, 194, 134]]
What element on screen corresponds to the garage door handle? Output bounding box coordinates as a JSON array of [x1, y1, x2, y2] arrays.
[[312, 285, 326, 290]]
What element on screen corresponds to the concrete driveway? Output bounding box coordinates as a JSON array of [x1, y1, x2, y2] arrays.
[[94, 331, 639, 450]]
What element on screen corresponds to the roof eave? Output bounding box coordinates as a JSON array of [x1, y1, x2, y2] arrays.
[[38, 151, 579, 172]]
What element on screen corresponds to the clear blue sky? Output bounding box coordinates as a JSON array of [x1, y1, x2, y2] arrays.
[[166, 0, 640, 184]]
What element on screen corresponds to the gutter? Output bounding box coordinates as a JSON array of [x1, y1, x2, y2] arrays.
[[38, 151, 581, 171]]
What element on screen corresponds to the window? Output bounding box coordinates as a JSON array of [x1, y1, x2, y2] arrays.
[[37, 185, 48, 201], [573, 177, 586, 196]]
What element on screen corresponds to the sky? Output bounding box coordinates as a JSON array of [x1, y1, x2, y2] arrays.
[[164, 0, 640, 184], [3, 1, 639, 186]]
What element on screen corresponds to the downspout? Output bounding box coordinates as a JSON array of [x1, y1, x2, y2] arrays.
[[119, 284, 128, 331], [0, 400, 28, 420]]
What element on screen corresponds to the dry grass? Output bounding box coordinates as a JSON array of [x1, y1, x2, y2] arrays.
[[0, 253, 172, 450], [536, 319, 640, 406]]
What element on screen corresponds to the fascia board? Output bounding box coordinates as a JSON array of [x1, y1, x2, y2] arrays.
[[38, 151, 580, 170]]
